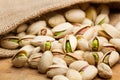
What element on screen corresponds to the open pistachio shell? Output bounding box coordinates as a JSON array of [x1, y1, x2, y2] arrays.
[[27, 20, 46, 35], [52, 75, 69, 80], [66, 69, 82, 80], [28, 53, 42, 69], [46, 64, 68, 78], [82, 65, 98, 80], [63, 35, 77, 53], [38, 51, 53, 73], [52, 22, 73, 38], [109, 38, 120, 52], [53, 57, 67, 66], [65, 9, 85, 23], [0, 36, 19, 49], [84, 52, 103, 65], [101, 23, 120, 38], [97, 63, 112, 79], [69, 60, 89, 72], [16, 24, 28, 33], [19, 35, 35, 47], [48, 14, 66, 27]]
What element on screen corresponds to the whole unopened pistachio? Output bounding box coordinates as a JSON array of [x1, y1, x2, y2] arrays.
[[97, 63, 112, 79], [48, 14, 66, 27], [97, 4, 109, 14], [0, 36, 19, 49], [38, 51, 53, 73], [17, 32, 26, 38], [65, 9, 85, 23], [53, 57, 67, 66], [27, 20, 46, 35], [52, 75, 69, 80], [16, 24, 28, 33]]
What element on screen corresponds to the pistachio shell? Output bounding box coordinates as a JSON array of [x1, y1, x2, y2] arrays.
[[82, 65, 98, 80], [66, 69, 82, 80], [53, 57, 67, 66], [16, 24, 28, 33], [52, 75, 69, 80], [17, 32, 26, 38], [79, 3, 90, 10], [65, 9, 85, 23], [48, 14, 66, 27], [97, 4, 109, 14], [97, 63, 112, 79], [69, 61, 89, 72], [38, 51, 53, 73], [46, 64, 68, 78], [115, 22, 120, 31], [52, 22, 73, 38], [101, 23, 120, 38], [82, 18, 94, 26], [27, 20, 46, 35]]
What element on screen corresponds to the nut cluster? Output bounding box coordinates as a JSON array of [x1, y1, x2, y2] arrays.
[[0, 4, 120, 80]]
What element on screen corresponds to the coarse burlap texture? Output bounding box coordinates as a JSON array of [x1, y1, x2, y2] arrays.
[[0, 0, 120, 58]]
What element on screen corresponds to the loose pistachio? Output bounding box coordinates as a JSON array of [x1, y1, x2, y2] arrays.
[[16, 24, 28, 33]]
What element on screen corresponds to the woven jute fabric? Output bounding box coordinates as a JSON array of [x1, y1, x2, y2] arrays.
[[0, 0, 120, 58]]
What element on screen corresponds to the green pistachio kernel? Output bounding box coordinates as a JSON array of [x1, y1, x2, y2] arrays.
[[54, 30, 65, 36], [10, 39, 19, 43], [93, 53, 99, 63], [98, 18, 105, 25], [92, 38, 99, 51], [16, 53, 26, 58], [45, 41, 51, 50], [66, 41, 72, 53], [80, 71, 83, 75]]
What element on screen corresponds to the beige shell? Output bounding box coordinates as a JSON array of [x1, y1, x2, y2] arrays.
[[97, 63, 112, 79], [38, 51, 53, 73], [53, 57, 67, 66], [63, 35, 77, 53], [84, 52, 104, 65], [19, 35, 36, 47], [115, 22, 120, 31], [17, 32, 26, 38], [65, 9, 85, 23], [27, 20, 46, 35], [28, 53, 42, 69], [46, 64, 68, 78], [101, 23, 120, 38], [82, 65, 98, 80], [16, 24, 28, 33], [69, 60, 89, 72], [52, 75, 69, 80], [66, 69, 82, 80], [82, 18, 94, 26], [97, 4, 109, 14], [31, 36, 55, 47], [52, 22, 73, 39], [0, 36, 19, 49], [72, 50, 84, 60], [48, 14, 66, 27], [109, 38, 120, 52]]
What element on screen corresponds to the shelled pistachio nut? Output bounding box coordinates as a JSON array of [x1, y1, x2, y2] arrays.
[[65, 9, 85, 23], [63, 35, 77, 53], [97, 63, 112, 79], [46, 64, 68, 78], [0, 36, 19, 49], [52, 22, 73, 39], [52, 75, 69, 80], [38, 51, 53, 73]]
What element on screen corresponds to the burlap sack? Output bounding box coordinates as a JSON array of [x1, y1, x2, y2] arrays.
[[0, 0, 120, 58]]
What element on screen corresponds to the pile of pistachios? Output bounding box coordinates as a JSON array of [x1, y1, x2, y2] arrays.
[[1, 4, 120, 80]]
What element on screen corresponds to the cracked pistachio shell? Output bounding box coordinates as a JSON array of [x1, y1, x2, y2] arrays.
[[95, 14, 109, 25], [48, 14, 66, 27], [65, 9, 85, 23], [82, 65, 98, 80], [28, 53, 42, 69], [52, 22, 73, 39], [66, 69, 82, 80], [101, 23, 120, 38], [17, 32, 26, 38], [46, 64, 68, 78], [84, 52, 104, 65], [52, 75, 69, 80], [63, 35, 77, 53], [0, 36, 19, 49], [27, 20, 46, 35], [38, 51, 53, 73], [109, 38, 120, 52], [16, 24, 28, 33], [82, 18, 94, 26], [97, 63, 112, 79], [19, 35, 35, 47], [86, 6, 97, 22], [53, 57, 67, 66], [115, 22, 120, 31], [101, 51, 119, 67], [38, 28, 53, 37], [69, 61, 89, 72], [31, 36, 55, 46]]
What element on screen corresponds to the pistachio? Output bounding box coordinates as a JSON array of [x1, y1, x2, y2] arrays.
[[53, 57, 67, 66], [17, 32, 26, 38], [65, 9, 85, 23], [82, 18, 94, 26], [52, 75, 69, 80], [97, 4, 109, 14], [115, 22, 120, 31], [16, 24, 28, 33]]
